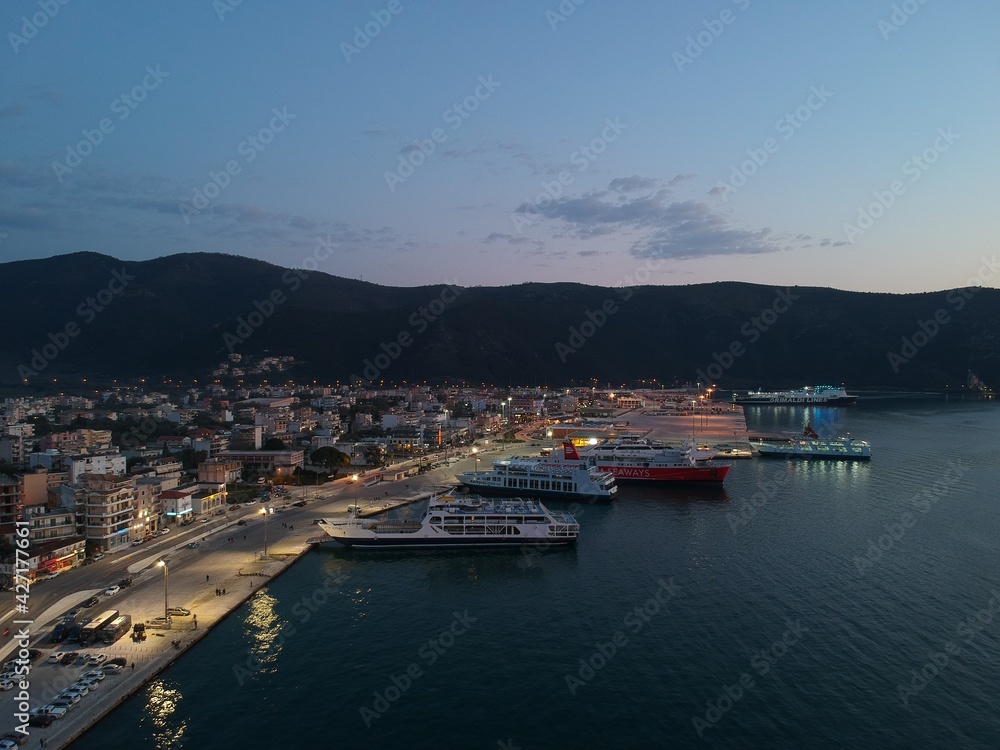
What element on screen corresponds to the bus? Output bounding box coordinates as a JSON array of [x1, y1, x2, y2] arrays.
[[80, 609, 119, 644], [98, 614, 132, 644]]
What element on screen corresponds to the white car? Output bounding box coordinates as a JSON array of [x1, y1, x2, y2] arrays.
[[101, 664, 125, 675], [77, 677, 100, 691], [56, 691, 81, 704], [104, 585, 120, 596], [87, 654, 108, 666], [47, 652, 67, 664], [82, 669, 105, 681], [0, 680, 14, 691]]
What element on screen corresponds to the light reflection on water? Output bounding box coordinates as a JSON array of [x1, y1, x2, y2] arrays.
[[144, 679, 185, 750], [244, 591, 282, 675]]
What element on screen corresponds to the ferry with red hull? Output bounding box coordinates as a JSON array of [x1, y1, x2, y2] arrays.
[[556, 440, 731, 484]]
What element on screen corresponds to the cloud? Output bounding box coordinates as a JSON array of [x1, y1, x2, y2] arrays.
[[668, 173, 697, 186], [515, 188, 792, 260], [0, 207, 54, 230], [0, 103, 27, 117], [484, 231, 545, 249], [608, 175, 658, 193]]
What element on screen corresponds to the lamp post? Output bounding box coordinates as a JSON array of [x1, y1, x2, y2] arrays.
[[259, 507, 268, 557], [472, 447, 480, 474], [158, 560, 168, 622], [351, 473, 359, 510]]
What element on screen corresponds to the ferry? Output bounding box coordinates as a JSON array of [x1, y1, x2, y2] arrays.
[[732, 385, 857, 406], [456, 449, 618, 500], [312, 495, 579, 549], [556, 440, 730, 484], [752, 435, 871, 460]]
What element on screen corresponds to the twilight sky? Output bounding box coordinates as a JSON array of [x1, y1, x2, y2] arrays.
[[2, 0, 998, 293]]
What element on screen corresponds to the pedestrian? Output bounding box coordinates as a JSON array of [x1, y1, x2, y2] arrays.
[[131, 662, 135, 671], [206, 574, 209, 582], [222, 588, 226, 595], [244, 535, 246, 540], [193, 615, 197, 629]]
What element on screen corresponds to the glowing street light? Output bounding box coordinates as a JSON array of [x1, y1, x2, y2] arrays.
[[157, 560, 169, 623], [259, 507, 269, 557]]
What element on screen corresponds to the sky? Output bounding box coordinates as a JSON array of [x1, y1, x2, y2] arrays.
[[1, 0, 998, 293]]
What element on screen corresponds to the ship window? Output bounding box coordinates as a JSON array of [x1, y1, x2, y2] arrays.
[[430, 517, 441, 524]]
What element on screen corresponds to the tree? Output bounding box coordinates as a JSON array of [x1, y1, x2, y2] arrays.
[[263, 437, 287, 451], [310, 447, 350, 478]]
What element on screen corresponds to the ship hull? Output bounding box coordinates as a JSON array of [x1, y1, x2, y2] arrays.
[[735, 396, 857, 406], [755, 448, 870, 461], [319, 535, 577, 549], [455, 479, 615, 501], [597, 464, 730, 483]]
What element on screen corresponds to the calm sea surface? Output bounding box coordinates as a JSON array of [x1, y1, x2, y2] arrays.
[[71, 397, 1000, 750]]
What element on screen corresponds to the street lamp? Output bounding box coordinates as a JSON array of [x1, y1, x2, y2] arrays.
[[157, 560, 168, 622], [259, 507, 269, 557], [472, 447, 480, 474]]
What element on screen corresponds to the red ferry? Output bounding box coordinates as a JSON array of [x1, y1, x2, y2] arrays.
[[558, 440, 730, 484]]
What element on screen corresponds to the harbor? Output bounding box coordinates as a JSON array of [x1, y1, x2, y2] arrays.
[[0, 466, 460, 750]]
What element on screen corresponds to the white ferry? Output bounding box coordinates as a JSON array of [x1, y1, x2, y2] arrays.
[[752, 436, 871, 460], [312, 495, 580, 549], [733, 385, 857, 406], [455, 451, 617, 500]]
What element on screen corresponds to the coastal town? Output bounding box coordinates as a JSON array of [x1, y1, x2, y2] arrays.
[[0, 353, 748, 748]]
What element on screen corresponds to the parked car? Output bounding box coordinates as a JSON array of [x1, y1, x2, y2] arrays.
[[1, 731, 27, 746], [55, 692, 81, 704], [40, 572, 58, 581], [104, 585, 120, 596], [48, 652, 67, 663], [59, 653, 77, 665], [27, 714, 53, 728], [101, 663, 125, 675], [33, 705, 68, 718], [119, 577, 133, 587], [48, 700, 75, 713], [0, 680, 14, 692], [77, 677, 101, 691], [83, 669, 106, 681], [82, 596, 100, 608], [185, 542, 199, 549], [166, 607, 191, 617], [87, 654, 108, 666], [157, 528, 170, 536], [90, 553, 105, 562]]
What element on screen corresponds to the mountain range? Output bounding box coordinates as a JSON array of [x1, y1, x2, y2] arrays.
[[1, 252, 997, 390]]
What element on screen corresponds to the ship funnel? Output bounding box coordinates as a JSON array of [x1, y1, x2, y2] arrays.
[[562, 441, 581, 460]]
